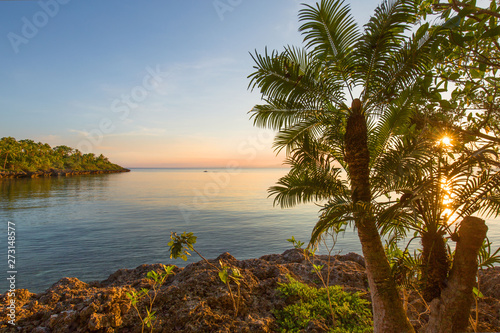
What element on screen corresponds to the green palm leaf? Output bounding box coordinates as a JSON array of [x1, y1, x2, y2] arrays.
[[269, 162, 347, 209], [298, 0, 360, 98]]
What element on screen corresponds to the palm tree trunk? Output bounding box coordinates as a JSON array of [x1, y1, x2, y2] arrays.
[[420, 230, 450, 302], [425, 217, 487, 332], [344, 100, 414, 333]]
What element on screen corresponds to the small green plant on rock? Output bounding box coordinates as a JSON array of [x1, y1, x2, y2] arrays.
[[126, 264, 175, 333], [274, 276, 373, 333], [287, 231, 342, 326], [168, 231, 243, 316]]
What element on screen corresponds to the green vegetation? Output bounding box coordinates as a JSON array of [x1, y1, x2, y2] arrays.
[[274, 276, 372, 333], [0, 136, 126, 173], [168, 232, 244, 317], [126, 265, 175, 333], [288, 231, 343, 326]]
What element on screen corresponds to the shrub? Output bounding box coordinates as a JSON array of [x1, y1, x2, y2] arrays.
[[274, 276, 373, 332]]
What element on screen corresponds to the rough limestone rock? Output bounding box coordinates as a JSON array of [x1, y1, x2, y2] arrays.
[[0, 249, 498, 332]]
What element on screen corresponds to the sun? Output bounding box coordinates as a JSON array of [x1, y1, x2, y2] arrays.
[[440, 136, 452, 147]]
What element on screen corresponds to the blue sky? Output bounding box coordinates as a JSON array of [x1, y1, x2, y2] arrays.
[[1, 0, 377, 168]]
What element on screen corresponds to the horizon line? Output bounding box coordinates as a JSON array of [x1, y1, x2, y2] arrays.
[[124, 166, 289, 169]]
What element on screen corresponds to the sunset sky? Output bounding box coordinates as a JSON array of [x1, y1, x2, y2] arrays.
[[1, 0, 377, 168]]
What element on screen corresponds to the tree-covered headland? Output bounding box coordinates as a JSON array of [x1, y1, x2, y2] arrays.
[[0, 137, 128, 175]]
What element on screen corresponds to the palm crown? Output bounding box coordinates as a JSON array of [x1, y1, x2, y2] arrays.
[[248, 0, 438, 242]]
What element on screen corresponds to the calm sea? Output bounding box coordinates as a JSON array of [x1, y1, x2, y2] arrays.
[[1, 168, 499, 293]]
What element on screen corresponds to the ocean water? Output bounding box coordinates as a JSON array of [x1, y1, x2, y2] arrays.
[[1, 168, 498, 293]]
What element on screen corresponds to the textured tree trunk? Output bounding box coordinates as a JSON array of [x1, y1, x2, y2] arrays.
[[420, 230, 450, 302], [425, 216, 488, 333], [4, 152, 9, 169], [344, 99, 414, 333]]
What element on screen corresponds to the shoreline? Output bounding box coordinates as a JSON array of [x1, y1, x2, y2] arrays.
[[0, 250, 370, 332], [0, 168, 130, 179], [1, 249, 499, 332]]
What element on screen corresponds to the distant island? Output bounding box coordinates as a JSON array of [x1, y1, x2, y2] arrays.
[[0, 137, 129, 179]]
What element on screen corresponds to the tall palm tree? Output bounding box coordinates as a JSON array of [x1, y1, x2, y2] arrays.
[[249, 0, 441, 331]]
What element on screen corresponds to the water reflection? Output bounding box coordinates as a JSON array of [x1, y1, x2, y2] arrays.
[[1, 174, 114, 203], [0, 174, 117, 226], [0, 169, 355, 293]]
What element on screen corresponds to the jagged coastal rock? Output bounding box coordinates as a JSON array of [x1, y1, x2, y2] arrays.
[[1, 249, 499, 332]]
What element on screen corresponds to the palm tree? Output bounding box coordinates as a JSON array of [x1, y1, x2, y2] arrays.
[[267, 110, 499, 331], [0, 137, 20, 170], [376, 128, 500, 315], [249, 0, 441, 331]]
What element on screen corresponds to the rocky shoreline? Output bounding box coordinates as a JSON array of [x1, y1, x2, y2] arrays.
[[0, 168, 130, 179], [0, 249, 499, 332]]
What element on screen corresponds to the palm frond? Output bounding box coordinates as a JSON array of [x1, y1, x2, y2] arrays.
[[298, 0, 360, 98], [366, 23, 443, 107], [453, 169, 500, 219], [250, 101, 319, 131], [478, 238, 500, 268], [357, 0, 418, 103], [272, 112, 343, 153], [375, 197, 424, 237], [371, 133, 433, 197], [269, 162, 347, 209], [248, 48, 344, 107], [311, 195, 354, 245], [368, 91, 416, 165]]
